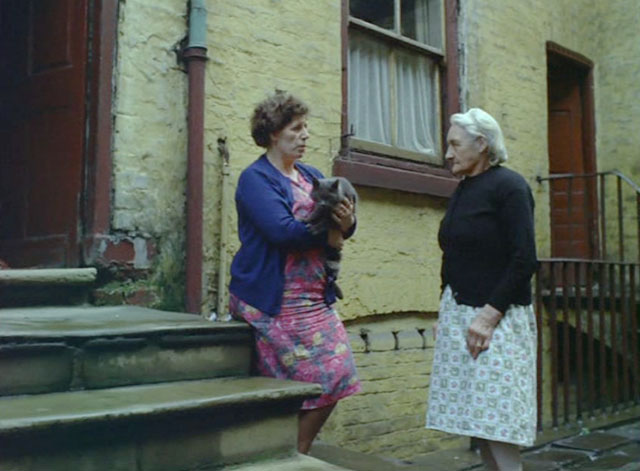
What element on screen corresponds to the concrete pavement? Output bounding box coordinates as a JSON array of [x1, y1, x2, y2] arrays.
[[311, 420, 640, 470]]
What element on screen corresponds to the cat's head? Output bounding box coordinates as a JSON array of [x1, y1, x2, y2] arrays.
[[310, 177, 343, 207]]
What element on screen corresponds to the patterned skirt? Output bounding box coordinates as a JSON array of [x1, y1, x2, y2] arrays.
[[426, 286, 537, 446], [229, 293, 361, 410]]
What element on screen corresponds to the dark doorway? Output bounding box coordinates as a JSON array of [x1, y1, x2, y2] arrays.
[[0, 0, 89, 267], [547, 43, 597, 260]]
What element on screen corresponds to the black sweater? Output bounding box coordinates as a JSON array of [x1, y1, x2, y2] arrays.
[[438, 165, 537, 313]]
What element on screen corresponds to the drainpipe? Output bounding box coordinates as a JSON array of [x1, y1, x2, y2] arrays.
[[184, 0, 208, 314], [216, 138, 230, 320]]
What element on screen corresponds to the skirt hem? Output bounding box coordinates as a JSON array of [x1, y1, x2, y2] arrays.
[[301, 382, 362, 410], [424, 424, 535, 448]]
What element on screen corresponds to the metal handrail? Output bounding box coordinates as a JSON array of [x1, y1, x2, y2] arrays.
[[536, 169, 640, 193], [536, 169, 640, 262]]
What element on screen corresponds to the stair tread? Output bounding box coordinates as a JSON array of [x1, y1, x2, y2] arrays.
[[0, 305, 249, 339], [0, 268, 97, 285], [0, 377, 322, 432], [224, 453, 355, 471]]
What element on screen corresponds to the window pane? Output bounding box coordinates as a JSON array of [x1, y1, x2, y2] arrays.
[[401, 0, 442, 48], [395, 49, 439, 160], [350, 0, 394, 31], [348, 32, 391, 146]]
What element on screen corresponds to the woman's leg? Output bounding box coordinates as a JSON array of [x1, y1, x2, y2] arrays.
[[487, 439, 522, 471], [297, 403, 336, 454], [475, 438, 499, 471]]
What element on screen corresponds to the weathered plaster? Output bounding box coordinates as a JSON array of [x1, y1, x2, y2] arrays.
[[112, 0, 188, 236]]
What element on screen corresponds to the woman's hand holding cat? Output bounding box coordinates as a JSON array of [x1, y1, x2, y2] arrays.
[[332, 197, 355, 233], [327, 228, 344, 250]]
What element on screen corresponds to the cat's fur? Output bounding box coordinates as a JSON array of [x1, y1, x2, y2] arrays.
[[305, 176, 358, 299]]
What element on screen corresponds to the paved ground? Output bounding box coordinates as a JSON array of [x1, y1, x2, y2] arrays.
[[311, 420, 640, 470]]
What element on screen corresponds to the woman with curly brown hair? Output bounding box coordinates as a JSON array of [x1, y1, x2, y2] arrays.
[[228, 90, 361, 453]]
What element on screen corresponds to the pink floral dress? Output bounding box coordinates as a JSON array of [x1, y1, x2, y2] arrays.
[[229, 172, 361, 410]]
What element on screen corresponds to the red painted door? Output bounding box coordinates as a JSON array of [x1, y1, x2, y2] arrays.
[[547, 56, 595, 259], [0, 0, 88, 267]]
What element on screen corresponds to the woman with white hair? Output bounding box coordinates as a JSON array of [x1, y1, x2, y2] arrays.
[[426, 108, 538, 470]]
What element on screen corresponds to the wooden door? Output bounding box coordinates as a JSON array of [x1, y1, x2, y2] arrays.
[[547, 52, 596, 260], [0, 0, 88, 267]]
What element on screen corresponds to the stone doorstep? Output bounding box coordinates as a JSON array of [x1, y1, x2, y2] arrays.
[[0, 306, 253, 396], [0, 376, 321, 432], [0, 268, 97, 307], [0, 268, 97, 285], [224, 453, 356, 471], [0, 305, 248, 339], [0, 378, 323, 471]]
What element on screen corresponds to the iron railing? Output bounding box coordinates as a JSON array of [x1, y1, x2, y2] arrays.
[[535, 170, 640, 430], [535, 259, 640, 430]]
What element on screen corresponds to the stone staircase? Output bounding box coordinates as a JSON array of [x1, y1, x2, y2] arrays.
[[0, 270, 352, 470]]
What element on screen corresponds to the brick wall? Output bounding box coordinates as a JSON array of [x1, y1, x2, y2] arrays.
[[319, 319, 467, 460]]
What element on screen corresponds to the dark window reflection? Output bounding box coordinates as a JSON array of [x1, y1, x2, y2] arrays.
[[350, 0, 394, 31]]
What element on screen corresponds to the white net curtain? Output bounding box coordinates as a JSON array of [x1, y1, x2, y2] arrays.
[[348, 0, 440, 162]]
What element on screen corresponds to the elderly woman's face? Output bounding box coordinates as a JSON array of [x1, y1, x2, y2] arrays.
[[445, 124, 489, 177], [270, 115, 309, 160]]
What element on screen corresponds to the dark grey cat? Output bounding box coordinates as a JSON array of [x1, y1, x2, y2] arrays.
[[306, 176, 358, 299]]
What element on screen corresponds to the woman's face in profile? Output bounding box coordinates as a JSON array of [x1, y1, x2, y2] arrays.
[[271, 115, 309, 160], [445, 124, 488, 177]]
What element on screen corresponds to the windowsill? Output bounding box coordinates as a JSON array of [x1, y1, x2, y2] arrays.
[[333, 150, 459, 197]]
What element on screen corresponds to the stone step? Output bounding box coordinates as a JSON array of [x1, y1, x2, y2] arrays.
[[224, 453, 355, 471], [0, 268, 97, 307], [0, 376, 322, 471], [0, 305, 252, 396]]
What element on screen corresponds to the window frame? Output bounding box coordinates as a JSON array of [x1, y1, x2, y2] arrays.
[[335, 0, 460, 198]]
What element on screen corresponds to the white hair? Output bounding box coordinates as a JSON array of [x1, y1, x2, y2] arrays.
[[450, 108, 508, 166]]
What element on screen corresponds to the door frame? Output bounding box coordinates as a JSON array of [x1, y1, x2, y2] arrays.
[[82, 0, 117, 264], [546, 41, 598, 258]]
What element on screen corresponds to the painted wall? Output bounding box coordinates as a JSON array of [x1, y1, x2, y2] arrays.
[[592, 0, 640, 261], [112, 0, 187, 236], [594, 0, 640, 181], [459, 0, 601, 260], [108, 0, 640, 459], [202, 1, 447, 320]]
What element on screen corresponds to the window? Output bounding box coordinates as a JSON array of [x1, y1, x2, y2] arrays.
[[335, 0, 459, 197]]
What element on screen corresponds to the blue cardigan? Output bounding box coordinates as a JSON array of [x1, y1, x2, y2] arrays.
[[229, 155, 350, 316]]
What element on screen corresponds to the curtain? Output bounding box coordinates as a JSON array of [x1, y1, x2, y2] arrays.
[[396, 49, 437, 156], [348, 32, 391, 146], [413, 0, 430, 44], [349, 30, 437, 159]]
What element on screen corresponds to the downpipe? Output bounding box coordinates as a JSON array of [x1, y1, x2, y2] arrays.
[[184, 0, 207, 314]]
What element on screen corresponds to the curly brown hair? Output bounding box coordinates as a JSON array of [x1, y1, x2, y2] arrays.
[[250, 90, 309, 148]]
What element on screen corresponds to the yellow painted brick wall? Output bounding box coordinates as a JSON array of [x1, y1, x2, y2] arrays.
[[594, 0, 640, 181], [111, 0, 639, 308], [592, 0, 640, 261], [202, 0, 446, 318], [112, 0, 188, 236], [320, 322, 467, 459], [460, 0, 640, 436], [460, 0, 600, 260], [202, 0, 343, 314], [111, 0, 448, 314], [110, 0, 639, 459]]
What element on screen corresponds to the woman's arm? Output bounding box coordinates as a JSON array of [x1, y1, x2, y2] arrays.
[[236, 169, 326, 249], [486, 185, 538, 313]]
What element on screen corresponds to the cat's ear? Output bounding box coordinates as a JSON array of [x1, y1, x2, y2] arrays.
[[312, 176, 319, 189], [330, 179, 340, 191]]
